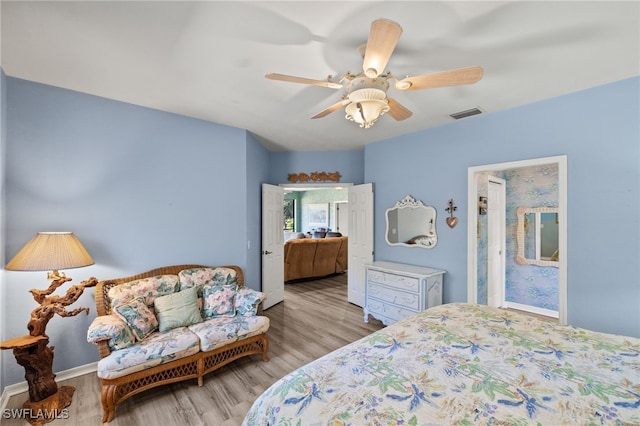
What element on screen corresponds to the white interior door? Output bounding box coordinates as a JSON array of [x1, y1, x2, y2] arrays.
[[487, 176, 506, 308], [347, 183, 374, 307], [261, 183, 284, 309]]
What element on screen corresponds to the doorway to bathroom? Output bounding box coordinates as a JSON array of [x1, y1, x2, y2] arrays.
[[467, 155, 567, 324]]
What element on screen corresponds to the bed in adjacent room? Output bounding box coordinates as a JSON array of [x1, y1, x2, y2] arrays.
[[243, 303, 640, 425]]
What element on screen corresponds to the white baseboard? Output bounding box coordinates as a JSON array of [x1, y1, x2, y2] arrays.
[[0, 362, 97, 411], [504, 301, 559, 319]]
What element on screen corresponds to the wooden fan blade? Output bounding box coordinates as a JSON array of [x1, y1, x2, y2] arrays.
[[311, 99, 350, 119], [395, 66, 484, 91], [265, 73, 342, 89], [362, 19, 403, 78], [387, 98, 413, 121]]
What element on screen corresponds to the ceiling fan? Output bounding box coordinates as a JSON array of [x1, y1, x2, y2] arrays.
[[266, 18, 484, 129]]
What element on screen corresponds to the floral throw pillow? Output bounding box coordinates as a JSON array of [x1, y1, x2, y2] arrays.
[[113, 297, 158, 341], [108, 275, 179, 309], [87, 314, 136, 350], [202, 283, 237, 318], [179, 267, 238, 295], [235, 288, 267, 316]]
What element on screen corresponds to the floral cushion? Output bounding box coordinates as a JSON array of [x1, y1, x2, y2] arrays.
[[235, 288, 267, 316], [113, 297, 158, 341], [178, 267, 237, 296], [188, 316, 270, 352], [154, 287, 203, 332], [202, 283, 237, 318], [108, 275, 179, 309], [87, 314, 135, 350], [96, 326, 200, 380]]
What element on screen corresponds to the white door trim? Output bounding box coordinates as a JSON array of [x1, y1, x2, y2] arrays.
[[334, 201, 349, 235], [467, 155, 567, 324]]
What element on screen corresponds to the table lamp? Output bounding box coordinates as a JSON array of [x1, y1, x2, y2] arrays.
[[2, 232, 98, 425]]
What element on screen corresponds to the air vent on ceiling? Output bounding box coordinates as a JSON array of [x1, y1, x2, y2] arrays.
[[450, 107, 483, 120]]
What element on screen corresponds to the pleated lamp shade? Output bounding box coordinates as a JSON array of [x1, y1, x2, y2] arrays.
[[5, 232, 94, 271]]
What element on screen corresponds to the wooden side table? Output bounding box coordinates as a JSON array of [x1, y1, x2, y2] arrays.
[[1, 335, 75, 425]]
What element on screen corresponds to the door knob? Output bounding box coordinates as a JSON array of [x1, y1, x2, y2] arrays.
[[263, 250, 272, 255]]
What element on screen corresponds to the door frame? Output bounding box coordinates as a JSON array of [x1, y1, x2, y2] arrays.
[[272, 182, 372, 305], [467, 155, 567, 324], [334, 201, 349, 234]]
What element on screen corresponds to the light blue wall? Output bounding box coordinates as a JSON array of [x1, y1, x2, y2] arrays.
[[1, 75, 638, 393], [0, 78, 367, 391], [2, 77, 254, 388], [366, 77, 639, 338], [269, 150, 364, 185], [245, 132, 270, 289]]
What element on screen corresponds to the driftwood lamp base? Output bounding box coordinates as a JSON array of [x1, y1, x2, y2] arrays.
[[22, 386, 75, 425], [0, 335, 74, 425], [0, 272, 98, 425]]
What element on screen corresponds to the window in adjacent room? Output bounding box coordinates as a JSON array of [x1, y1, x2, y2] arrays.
[[283, 199, 295, 231]]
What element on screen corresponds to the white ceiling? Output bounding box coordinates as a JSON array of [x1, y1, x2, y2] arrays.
[[2, 1, 638, 152]]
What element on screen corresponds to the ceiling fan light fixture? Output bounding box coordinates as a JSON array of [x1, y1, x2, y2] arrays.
[[347, 87, 387, 103], [267, 18, 482, 128], [345, 89, 390, 128]]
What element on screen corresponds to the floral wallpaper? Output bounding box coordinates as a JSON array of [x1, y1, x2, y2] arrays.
[[477, 164, 559, 312]]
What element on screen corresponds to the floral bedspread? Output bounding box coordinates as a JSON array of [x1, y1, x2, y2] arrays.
[[243, 303, 640, 425]]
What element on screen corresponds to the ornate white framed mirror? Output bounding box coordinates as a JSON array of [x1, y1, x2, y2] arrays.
[[516, 206, 559, 267], [385, 195, 437, 248]]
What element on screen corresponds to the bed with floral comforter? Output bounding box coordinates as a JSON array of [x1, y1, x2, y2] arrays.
[[243, 303, 639, 425]]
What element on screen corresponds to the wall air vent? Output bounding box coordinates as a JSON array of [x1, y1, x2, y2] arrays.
[[450, 107, 483, 120]]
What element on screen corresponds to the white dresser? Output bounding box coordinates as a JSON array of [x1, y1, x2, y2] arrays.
[[363, 261, 446, 325]]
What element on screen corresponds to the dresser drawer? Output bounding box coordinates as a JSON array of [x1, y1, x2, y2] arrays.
[[363, 262, 446, 326], [366, 298, 417, 323], [367, 283, 420, 310], [366, 269, 420, 292]]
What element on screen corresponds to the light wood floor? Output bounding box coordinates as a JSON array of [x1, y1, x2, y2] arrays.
[[4, 273, 384, 426]]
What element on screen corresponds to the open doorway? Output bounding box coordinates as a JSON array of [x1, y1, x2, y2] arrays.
[[283, 198, 296, 233], [467, 156, 567, 324], [282, 183, 350, 238], [262, 182, 373, 309]]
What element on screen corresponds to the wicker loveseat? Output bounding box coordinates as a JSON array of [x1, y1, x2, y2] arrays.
[[87, 264, 269, 423]]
